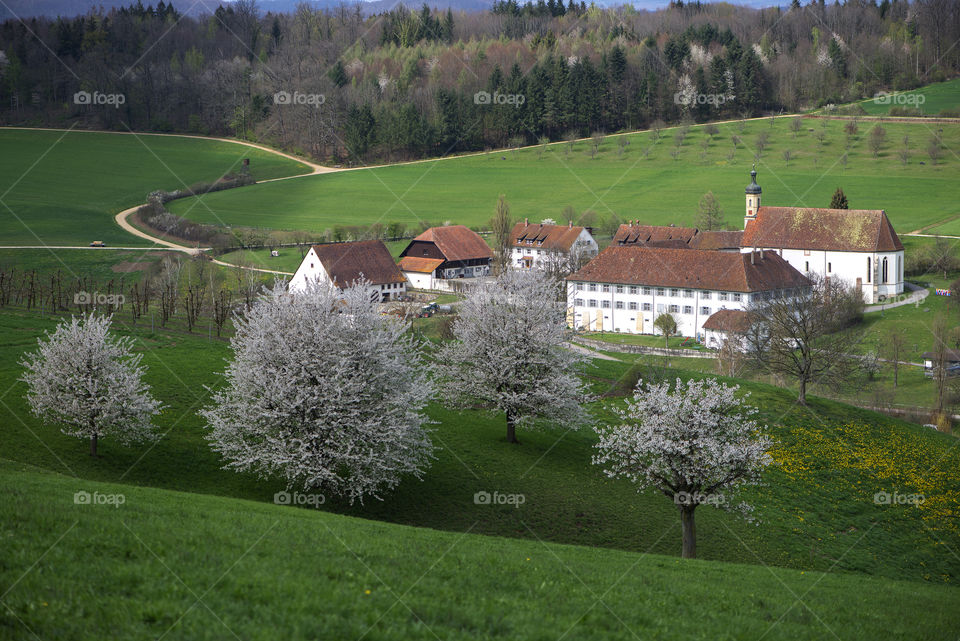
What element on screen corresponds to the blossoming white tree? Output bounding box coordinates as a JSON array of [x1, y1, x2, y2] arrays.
[[436, 269, 590, 444], [20, 313, 162, 457], [201, 280, 434, 504], [593, 377, 771, 559]]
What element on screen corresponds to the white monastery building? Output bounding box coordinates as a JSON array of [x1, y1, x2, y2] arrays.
[[566, 246, 810, 337], [289, 240, 407, 301], [510, 220, 598, 270], [739, 169, 904, 304]]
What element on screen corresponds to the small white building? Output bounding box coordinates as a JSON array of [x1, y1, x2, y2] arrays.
[[511, 220, 598, 271], [566, 246, 810, 338], [702, 309, 753, 350], [740, 169, 904, 304], [289, 240, 407, 301]]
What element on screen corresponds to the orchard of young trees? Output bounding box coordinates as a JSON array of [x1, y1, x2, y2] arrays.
[[1, 0, 956, 162]]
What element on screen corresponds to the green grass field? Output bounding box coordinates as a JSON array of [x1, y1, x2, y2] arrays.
[[858, 77, 960, 116], [1, 305, 958, 587], [0, 129, 309, 247], [3, 458, 957, 641], [169, 117, 960, 236]]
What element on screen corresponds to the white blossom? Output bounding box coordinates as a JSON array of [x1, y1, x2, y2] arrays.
[[436, 270, 591, 443], [593, 377, 771, 558], [20, 313, 162, 456], [201, 280, 434, 504]]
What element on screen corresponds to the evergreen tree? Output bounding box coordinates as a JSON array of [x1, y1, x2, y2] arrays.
[[328, 60, 348, 88], [830, 188, 849, 209]]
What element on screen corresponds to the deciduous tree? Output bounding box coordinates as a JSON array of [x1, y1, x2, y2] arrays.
[[202, 280, 434, 503], [593, 377, 771, 559], [436, 270, 590, 443], [20, 313, 162, 457]]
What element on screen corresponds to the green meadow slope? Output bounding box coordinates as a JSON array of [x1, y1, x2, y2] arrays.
[[2, 459, 957, 641], [0, 129, 309, 247], [0, 305, 957, 586], [169, 116, 960, 235]]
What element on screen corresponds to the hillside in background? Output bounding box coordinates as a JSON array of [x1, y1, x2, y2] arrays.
[[1, 0, 956, 164]]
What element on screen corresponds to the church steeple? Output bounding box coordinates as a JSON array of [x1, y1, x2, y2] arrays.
[[745, 166, 762, 229]]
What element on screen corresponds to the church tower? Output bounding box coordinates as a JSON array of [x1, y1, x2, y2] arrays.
[[744, 167, 761, 229]]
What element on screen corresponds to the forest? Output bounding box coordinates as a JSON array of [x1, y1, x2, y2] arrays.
[[0, 0, 957, 162]]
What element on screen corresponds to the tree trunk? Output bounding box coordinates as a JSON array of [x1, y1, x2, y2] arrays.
[[506, 412, 519, 444], [681, 505, 697, 559], [797, 378, 807, 405], [90, 433, 98, 457]]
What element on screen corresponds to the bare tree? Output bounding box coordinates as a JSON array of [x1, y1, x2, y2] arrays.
[[696, 191, 724, 231], [745, 276, 864, 404], [882, 328, 907, 388]]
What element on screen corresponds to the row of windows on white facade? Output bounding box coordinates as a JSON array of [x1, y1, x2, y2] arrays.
[[572, 282, 746, 302], [574, 299, 718, 316]]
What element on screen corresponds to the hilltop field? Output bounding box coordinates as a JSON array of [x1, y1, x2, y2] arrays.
[[167, 114, 960, 237]]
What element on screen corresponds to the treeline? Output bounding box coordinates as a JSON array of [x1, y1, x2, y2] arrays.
[[0, 0, 957, 163]]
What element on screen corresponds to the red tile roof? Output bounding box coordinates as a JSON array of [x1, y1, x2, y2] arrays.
[[567, 246, 811, 293], [614, 224, 698, 246], [410, 225, 492, 262], [741, 207, 903, 252], [310, 240, 406, 288], [702, 309, 753, 333], [689, 230, 744, 251], [398, 256, 444, 273], [510, 222, 587, 251]]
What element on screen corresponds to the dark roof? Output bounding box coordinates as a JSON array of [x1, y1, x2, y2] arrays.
[[406, 225, 492, 262], [311, 240, 405, 288], [702, 309, 753, 333], [566, 246, 811, 293], [745, 169, 762, 195], [921, 349, 960, 362], [689, 230, 744, 251], [398, 256, 444, 273], [614, 224, 699, 246], [741, 207, 904, 252], [511, 222, 586, 251]]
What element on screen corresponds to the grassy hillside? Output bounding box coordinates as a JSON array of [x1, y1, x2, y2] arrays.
[[169, 117, 960, 235], [1, 305, 957, 585], [857, 77, 960, 116], [0, 129, 310, 247], [2, 459, 958, 641]]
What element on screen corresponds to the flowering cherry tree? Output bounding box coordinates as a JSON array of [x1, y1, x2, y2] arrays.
[[20, 313, 162, 457], [202, 280, 434, 504], [436, 269, 590, 444], [593, 377, 771, 559]]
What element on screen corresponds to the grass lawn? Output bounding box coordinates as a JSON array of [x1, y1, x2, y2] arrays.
[[169, 117, 960, 235], [857, 77, 960, 116], [217, 240, 412, 273], [0, 247, 175, 283], [4, 459, 958, 641], [579, 331, 709, 351], [1, 304, 958, 585], [0, 129, 309, 247]]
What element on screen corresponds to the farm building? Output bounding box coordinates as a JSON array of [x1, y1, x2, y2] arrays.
[[739, 169, 904, 304], [566, 246, 810, 338], [289, 240, 407, 301], [702, 309, 753, 350], [613, 224, 743, 252], [399, 225, 492, 289]]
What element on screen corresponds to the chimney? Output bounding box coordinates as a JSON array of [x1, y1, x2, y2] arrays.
[[750, 250, 755, 265], [524, 217, 528, 226], [569, 220, 572, 228]]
